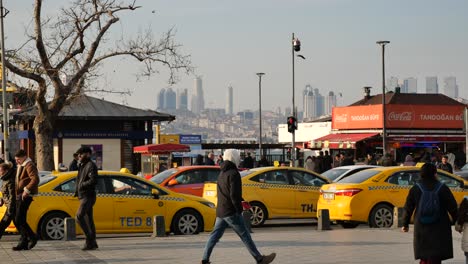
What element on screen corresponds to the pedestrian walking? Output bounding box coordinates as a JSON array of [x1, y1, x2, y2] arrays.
[[13, 149, 39, 251], [243, 152, 254, 168], [69, 153, 79, 171], [0, 162, 15, 239], [195, 154, 204, 165], [364, 153, 377, 165], [455, 196, 468, 263], [403, 154, 416, 166], [322, 151, 333, 172], [304, 156, 314, 171], [74, 146, 99, 250], [401, 163, 458, 264], [205, 152, 216, 166], [437, 155, 453, 174], [200, 149, 276, 264]]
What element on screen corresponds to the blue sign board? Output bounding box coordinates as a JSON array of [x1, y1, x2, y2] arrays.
[[179, 134, 202, 144]]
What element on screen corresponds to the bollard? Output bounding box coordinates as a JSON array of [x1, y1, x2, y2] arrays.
[[392, 207, 405, 228], [242, 210, 253, 233], [152, 215, 166, 237], [64, 217, 76, 241], [317, 209, 331, 231]]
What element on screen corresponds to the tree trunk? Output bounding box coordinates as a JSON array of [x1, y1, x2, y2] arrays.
[[33, 111, 55, 171]]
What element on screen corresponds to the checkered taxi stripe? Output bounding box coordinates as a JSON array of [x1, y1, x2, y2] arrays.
[[33, 192, 185, 201], [242, 183, 321, 190], [367, 185, 465, 192]]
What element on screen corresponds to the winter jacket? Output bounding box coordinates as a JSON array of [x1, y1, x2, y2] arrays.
[[216, 160, 243, 218], [74, 158, 98, 199], [437, 163, 453, 174], [1, 167, 15, 214], [15, 158, 39, 195], [402, 178, 458, 261]]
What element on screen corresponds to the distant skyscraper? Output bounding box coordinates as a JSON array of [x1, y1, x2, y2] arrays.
[[191, 77, 205, 114], [157, 88, 166, 109], [325, 91, 337, 115], [425, 76, 438, 94], [402, 78, 417, 93], [302, 85, 324, 119], [226, 85, 233, 115], [443, 76, 458, 98], [164, 88, 176, 110], [387, 76, 399, 92], [176, 88, 188, 110], [303, 85, 314, 119]]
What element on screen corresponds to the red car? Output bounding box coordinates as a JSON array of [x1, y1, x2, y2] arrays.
[[149, 166, 220, 197]]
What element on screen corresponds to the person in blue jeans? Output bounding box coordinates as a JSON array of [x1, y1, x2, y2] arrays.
[[201, 149, 276, 264]]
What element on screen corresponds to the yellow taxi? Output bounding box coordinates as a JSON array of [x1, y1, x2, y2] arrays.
[[203, 167, 330, 227], [0, 171, 216, 240], [317, 166, 468, 228]]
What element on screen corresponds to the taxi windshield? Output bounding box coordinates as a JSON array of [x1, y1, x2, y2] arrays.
[[322, 169, 347, 181], [338, 170, 380, 183], [150, 169, 178, 184], [240, 170, 254, 178], [39, 175, 56, 186]]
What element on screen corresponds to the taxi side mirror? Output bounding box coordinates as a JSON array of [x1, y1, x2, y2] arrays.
[[168, 179, 179, 186], [151, 189, 160, 199]]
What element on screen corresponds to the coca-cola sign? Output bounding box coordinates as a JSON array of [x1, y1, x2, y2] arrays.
[[335, 114, 348, 123], [388, 111, 413, 121]]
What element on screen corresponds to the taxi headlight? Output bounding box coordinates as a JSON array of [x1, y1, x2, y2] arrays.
[[199, 201, 216, 208]]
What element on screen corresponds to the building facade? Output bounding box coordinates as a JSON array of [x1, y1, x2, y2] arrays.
[[444, 76, 458, 98], [426, 76, 438, 94]]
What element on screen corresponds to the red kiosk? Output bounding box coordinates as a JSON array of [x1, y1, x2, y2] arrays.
[[133, 143, 190, 179]]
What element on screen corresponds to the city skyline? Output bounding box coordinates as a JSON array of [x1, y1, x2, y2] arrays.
[[5, 1, 467, 112]]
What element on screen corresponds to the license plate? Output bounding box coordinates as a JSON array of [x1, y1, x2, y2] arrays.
[[323, 193, 335, 200], [205, 191, 215, 197]]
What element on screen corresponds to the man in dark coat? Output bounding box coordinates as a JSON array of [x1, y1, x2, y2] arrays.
[[437, 155, 453, 174], [205, 153, 215, 166], [402, 163, 458, 263], [0, 162, 15, 239], [69, 153, 79, 171], [74, 146, 99, 250], [322, 151, 333, 172], [243, 153, 254, 168], [201, 149, 276, 264]]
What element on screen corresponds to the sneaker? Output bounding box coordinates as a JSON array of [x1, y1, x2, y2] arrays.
[[12, 244, 29, 251], [258, 253, 276, 264], [200, 261, 211, 264]]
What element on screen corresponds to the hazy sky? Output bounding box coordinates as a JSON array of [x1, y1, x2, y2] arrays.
[[5, 0, 468, 112]]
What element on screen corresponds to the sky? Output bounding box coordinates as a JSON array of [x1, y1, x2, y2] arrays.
[[4, 0, 468, 112]]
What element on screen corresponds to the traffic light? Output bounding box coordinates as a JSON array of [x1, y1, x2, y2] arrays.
[[287, 116, 297, 133]]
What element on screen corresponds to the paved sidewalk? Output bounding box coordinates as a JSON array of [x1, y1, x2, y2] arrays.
[[0, 226, 465, 263]]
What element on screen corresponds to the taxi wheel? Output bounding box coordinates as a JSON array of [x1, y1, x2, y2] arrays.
[[172, 209, 203, 235], [369, 204, 393, 228], [249, 202, 268, 227], [39, 211, 69, 240]]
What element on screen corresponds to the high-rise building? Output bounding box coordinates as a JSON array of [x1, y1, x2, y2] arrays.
[[302, 85, 325, 119], [303, 85, 314, 119], [226, 85, 233, 115], [177, 88, 188, 110], [443, 76, 458, 98], [325, 91, 337, 115], [191, 77, 205, 114], [425, 76, 438, 94], [157, 88, 166, 109], [387, 76, 399, 92], [402, 78, 417, 93], [164, 88, 176, 110]]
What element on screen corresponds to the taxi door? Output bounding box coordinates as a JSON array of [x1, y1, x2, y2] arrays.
[[167, 168, 219, 197], [245, 170, 295, 217], [437, 171, 466, 204], [57, 177, 114, 231], [109, 176, 164, 232], [289, 170, 327, 217], [384, 170, 418, 207]]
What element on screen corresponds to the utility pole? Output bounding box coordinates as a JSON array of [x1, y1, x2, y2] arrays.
[[0, 0, 9, 162]]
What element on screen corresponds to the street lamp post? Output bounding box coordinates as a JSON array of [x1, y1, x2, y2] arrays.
[[256, 72, 265, 159], [376, 40, 390, 156], [0, 0, 9, 162], [291, 33, 304, 167]]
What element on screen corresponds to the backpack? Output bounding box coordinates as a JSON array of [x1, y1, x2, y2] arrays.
[[416, 182, 443, 224]]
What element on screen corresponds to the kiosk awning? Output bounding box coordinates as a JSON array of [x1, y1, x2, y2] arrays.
[[311, 133, 380, 149], [133, 143, 190, 154]]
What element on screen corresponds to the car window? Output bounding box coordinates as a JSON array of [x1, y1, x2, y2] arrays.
[[206, 170, 220, 182], [387, 171, 419, 186], [256, 170, 289, 185], [39, 175, 56, 186], [54, 177, 106, 193], [322, 169, 347, 182], [339, 170, 381, 183], [290, 171, 327, 187], [175, 171, 203, 184], [437, 172, 461, 188], [110, 176, 153, 195], [150, 168, 178, 184]]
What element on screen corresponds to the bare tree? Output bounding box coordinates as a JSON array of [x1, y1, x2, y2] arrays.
[[3, 0, 193, 170]]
